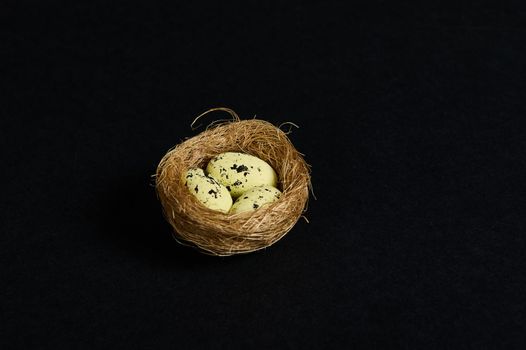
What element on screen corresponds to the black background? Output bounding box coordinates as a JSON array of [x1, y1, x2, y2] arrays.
[[2, 2, 525, 349]]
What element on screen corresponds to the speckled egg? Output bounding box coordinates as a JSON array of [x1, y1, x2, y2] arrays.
[[183, 168, 232, 213], [206, 152, 278, 198], [230, 185, 282, 214]]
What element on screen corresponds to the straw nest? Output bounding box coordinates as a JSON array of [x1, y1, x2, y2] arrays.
[[155, 108, 312, 256]]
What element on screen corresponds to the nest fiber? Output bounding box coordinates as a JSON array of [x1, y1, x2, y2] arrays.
[[155, 109, 311, 256]]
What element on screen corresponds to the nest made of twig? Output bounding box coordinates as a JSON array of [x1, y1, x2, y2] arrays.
[[155, 108, 311, 256]]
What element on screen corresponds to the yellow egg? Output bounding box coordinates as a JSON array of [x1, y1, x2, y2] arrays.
[[230, 185, 282, 214], [206, 152, 278, 198], [183, 168, 232, 213]]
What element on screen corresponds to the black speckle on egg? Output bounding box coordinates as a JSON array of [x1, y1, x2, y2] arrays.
[[226, 186, 231, 192], [258, 195, 263, 199], [194, 185, 199, 193], [237, 165, 248, 173], [229, 164, 249, 173], [208, 189, 218, 198], [253, 203, 259, 209], [233, 180, 243, 186]]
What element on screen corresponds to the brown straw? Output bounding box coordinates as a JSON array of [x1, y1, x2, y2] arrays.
[[155, 108, 312, 256]]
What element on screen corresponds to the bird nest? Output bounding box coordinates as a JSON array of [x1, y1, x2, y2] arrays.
[[155, 108, 311, 256]]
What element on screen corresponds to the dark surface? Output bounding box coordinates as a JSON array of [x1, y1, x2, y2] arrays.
[[2, 2, 525, 349]]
